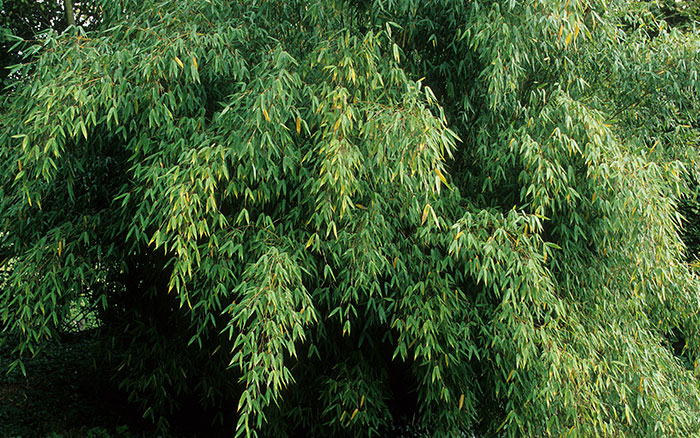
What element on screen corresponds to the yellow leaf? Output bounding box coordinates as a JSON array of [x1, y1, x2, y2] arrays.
[[262, 108, 270, 122], [435, 168, 448, 186], [458, 393, 465, 411], [565, 32, 572, 47], [296, 115, 301, 134], [507, 369, 515, 382], [421, 203, 430, 225], [650, 140, 658, 153], [333, 117, 341, 133], [174, 56, 184, 69], [350, 408, 358, 420], [360, 395, 365, 407], [192, 55, 197, 69]]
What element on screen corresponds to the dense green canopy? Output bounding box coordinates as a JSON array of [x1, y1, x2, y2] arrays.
[[2, 1, 700, 437]]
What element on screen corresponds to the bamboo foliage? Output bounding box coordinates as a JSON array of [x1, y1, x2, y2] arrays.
[[1, 1, 700, 437]]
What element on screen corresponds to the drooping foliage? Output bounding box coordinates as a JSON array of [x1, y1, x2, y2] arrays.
[[1, 1, 700, 437]]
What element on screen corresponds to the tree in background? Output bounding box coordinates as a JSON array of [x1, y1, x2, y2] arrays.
[[0, 0, 99, 89], [1, 1, 700, 437]]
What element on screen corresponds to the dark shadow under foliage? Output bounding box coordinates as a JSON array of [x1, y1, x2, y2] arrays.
[[0, 331, 146, 438]]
